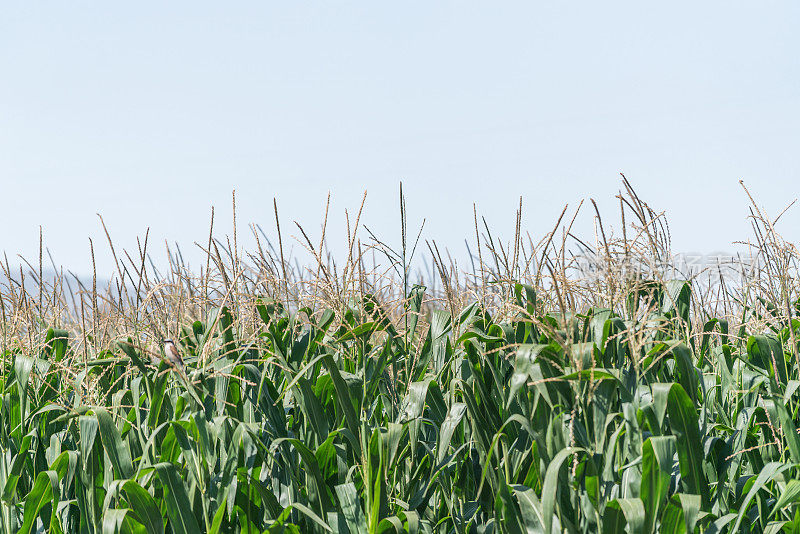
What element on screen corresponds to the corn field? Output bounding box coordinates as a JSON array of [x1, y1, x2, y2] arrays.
[[2, 181, 800, 533]]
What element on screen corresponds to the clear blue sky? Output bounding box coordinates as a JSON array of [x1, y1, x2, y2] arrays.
[[2, 2, 798, 275]]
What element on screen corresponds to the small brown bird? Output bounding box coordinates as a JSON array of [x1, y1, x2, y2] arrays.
[[162, 339, 184, 368]]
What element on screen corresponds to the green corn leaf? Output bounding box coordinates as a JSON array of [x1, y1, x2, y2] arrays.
[[641, 436, 676, 532], [96, 408, 134, 480], [732, 462, 793, 533], [153, 462, 201, 534], [602, 498, 645, 533], [335, 483, 368, 534], [660, 494, 701, 534], [771, 479, 800, 517], [102, 509, 148, 534], [542, 447, 587, 534], [665, 384, 707, 507], [19, 470, 60, 534], [122, 479, 164, 534]]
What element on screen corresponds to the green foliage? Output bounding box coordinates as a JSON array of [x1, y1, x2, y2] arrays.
[[3, 279, 800, 533]]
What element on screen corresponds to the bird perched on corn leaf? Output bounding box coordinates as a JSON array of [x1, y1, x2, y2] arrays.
[[162, 339, 184, 369]]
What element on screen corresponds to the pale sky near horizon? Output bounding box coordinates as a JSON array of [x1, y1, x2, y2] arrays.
[[2, 3, 798, 276]]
